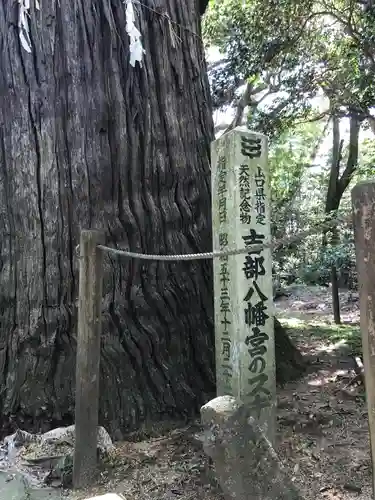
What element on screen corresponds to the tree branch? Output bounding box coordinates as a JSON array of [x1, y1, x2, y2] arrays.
[[207, 58, 230, 72], [303, 116, 331, 168], [293, 110, 330, 126], [224, 82, 253, 133], [337, 115, 360, 198], [324, 114, 343, 214], [250, 82, 269, 96]]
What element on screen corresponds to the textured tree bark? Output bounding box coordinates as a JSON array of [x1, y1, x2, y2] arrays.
[[0, 0, 215, 435], [0, 1, 304, 437]]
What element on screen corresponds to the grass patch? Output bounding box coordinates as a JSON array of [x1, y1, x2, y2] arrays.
[[279, 316, 362, 357]]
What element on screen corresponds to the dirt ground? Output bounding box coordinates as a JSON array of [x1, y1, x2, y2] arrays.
[[71, 286, 372, 500], [275, 286, 371, 500]]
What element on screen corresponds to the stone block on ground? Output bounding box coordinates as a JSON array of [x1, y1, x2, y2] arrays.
[[0, 470, 63, 500], [201, 396, 303, 500], [82, 495, 125, 500], [0, 424, 114, 491], [4, 425, 114, 456]]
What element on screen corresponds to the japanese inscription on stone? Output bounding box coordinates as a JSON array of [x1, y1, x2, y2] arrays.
[[211, 127, 276, 444]]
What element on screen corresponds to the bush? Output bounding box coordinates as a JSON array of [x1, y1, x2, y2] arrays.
[[297, 240, 357, 288]]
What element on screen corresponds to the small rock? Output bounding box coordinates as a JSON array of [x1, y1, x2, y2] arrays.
[[343, 483, 362, 493]]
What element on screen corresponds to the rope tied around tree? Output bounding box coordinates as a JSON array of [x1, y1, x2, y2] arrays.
[[95, 213, 352, 261]]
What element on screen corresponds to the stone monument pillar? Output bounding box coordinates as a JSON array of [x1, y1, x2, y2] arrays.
[[211, 127, 276, 443]]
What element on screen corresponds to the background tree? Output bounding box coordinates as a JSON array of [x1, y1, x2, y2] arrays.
[[204, 0, 375, 136], [270, 121, 328, 273], [204, 0, 375, 320]]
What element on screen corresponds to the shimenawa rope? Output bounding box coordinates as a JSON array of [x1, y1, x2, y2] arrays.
[[95, 213, 352, 262]]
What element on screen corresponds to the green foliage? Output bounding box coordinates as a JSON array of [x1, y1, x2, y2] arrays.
[[357, 138, 375, 178], [270, 121, 325, 212], [281, 317, 362, 357], [269, 121, 328, 282], [299, 241, 356, 287], [204, 0, 375, 136], [206, 0, 375, 292], [268, 120, 363, 289]]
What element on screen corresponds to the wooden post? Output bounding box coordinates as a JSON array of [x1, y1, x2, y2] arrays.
[[352, 181, 375, 498], [73, 230, 105, 489]]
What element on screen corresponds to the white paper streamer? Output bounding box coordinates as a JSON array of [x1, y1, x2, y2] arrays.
[[125, 0, 145, 68], [18, 0, 32, 53]]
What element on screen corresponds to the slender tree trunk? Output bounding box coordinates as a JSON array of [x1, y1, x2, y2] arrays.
[[322, 224, 341, 324], [323, 113, 360, 325], [330, 225, 341, 324], [331, 266, 341, 324], [323, 115, 342, 323], [0, 0, 215, 435]]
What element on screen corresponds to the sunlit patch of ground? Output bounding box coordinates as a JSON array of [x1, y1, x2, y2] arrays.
[[275, 285, 361, 358], [275, 286, 371, 500], [278, 315, 362, 358]]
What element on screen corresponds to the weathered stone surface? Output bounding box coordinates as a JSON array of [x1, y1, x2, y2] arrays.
[[0, 470, 63, 500], [4, 425, 114, 455], [211, 127, 276, 443], [201, 396, 302, 500], [0, 471, 28, 500], [1, 425, 114, 491], [82, 495, 125, 500], [0, 469, 123, 500]]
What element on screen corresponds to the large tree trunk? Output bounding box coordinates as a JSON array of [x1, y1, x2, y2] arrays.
[[0, 1, 304, 438], [0, 0, 215, 436]]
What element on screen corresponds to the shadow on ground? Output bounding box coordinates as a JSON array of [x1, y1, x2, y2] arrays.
[[275, 286, 371, 500]]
